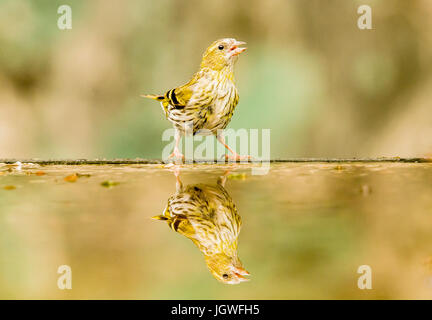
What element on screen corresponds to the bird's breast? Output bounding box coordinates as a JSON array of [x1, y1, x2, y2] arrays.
[[167, 70, 239, 135], [200, 79, 238, 132]]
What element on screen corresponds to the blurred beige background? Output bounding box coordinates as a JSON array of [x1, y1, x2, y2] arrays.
[[0, 0, 431, 159]]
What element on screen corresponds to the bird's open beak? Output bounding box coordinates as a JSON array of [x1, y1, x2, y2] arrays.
[[234, 272, 250, 282], [230, 41, 247, 56], [234, 266, 250, 276], [233, 266, 250, 282]]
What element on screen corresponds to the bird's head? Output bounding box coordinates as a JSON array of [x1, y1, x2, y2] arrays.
[[205, 253, 250, 284], [200, 38, 247, 71]]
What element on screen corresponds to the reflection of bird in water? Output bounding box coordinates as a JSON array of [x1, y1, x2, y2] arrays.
[[153, 169, 249, 284]]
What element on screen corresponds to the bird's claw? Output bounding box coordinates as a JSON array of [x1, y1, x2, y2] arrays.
[[224, 154, 252, 162], [167, 150, 185, 163]]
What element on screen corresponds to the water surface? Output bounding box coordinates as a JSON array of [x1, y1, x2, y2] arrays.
[[1, 162, 432, 299]]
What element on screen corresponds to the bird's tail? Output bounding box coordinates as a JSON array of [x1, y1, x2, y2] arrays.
[[152, 214, 177, 231], [141, 94, 165, 101], [152, 205, 171, 221], [141, 93, 169, 116], [152, 215, 170, 221]]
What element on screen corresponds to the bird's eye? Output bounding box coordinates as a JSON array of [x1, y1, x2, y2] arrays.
[[222, 273, 229, 279], [218, 45, 224, 50]]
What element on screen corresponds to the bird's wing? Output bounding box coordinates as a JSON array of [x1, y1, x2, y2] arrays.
[[163, 84, 193, 110], [165, 72, 218, 111], [170, 214, 197, 236]]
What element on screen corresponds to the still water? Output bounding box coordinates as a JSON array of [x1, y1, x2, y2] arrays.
[[1, 162, 432, 299]]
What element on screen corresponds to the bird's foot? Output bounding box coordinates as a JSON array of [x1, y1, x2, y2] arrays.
[[224, 154, 252, 162], [217, 170, 232, 187], [167, 150, 185, 163]]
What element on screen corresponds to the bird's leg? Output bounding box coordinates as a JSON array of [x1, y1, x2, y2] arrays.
[[217, 170, 232, 187], [173, 166, 183, 192], [217, 134, 251, 162], [168, 129, 184, 161]]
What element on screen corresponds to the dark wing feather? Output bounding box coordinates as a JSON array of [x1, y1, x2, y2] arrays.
[[164, 85, 193, 110]]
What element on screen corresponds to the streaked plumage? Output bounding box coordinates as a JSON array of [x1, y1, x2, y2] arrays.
[[153, 170, 249, 284], [142, 38, 248, 160]]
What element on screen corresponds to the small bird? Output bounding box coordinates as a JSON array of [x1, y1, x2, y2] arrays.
[[152, 169, 249, 284], [142, 38, 248, 161]]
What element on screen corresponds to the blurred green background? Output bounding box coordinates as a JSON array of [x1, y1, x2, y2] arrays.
[[0, 0, 431, 159]]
